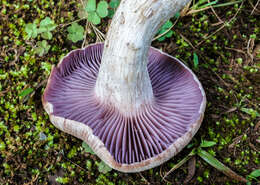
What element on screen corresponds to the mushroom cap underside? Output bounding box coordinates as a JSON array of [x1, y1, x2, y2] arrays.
[[42, 43, 206, 172]]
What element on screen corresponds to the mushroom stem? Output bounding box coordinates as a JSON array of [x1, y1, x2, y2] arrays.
[[95, 0, 190, 114]]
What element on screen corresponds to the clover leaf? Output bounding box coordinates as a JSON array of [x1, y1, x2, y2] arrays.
[[109, 0, 120, 9], [84, 0, 109, 25], [41, 31, 53, 40], [98, 161, 112, 174], [88, 12, 101, 25], [38, 17, 57, 32], [24, 17, 56, 40], [82, 142, 95, 154], [108, 0, 120, 18], [38, 17, 57, 40], [157, 20, 174, 41], [96, 1, 108, 18], [25, 23, 38, 39], [67, 23, 85, 43], [78, 7, 88, 19], [34, 40, 51, 56], [86, 0, 96, 12]]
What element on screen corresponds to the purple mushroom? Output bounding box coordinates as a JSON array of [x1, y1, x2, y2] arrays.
[[42, 0, 206, 172]]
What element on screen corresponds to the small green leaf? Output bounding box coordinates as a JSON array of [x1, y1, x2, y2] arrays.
[[55, 177, 69, 184], [109, 0, 120, 8], [248, 169, 260, 180], [40, 17, 52, 26], [250, 169, 260, 177], [108, 9, 115, 18], [97, 1, 108, 18], [157, 35, 166, 41], [41, 62, 52, 75], [40, 40, 50, 49], [40, 17, 56, 29], [78, 7, 88, 19], [82, 142, 95, 154], [25, 23, 38, 39], [34, 40, 51, 56], [198, 149, 247, 183], [19, 88, 34, 97], [37, 27, 47, 34], [38, 17, 57, 34], [98, 161, 112, 174], [200, 140, 217, 148], [34, 47, 45, 56], [13, 125, 20, 132], [193, 52, 199, 69], [241, 108, 260, 118], [108, 0, 120, 18], [86, 0, 96, 12], [41, 31, 52, 40], [198, 149, 226, 171], [67, 23, 85, 43], [165, 30, 174, 38], [161, 20, 173, 30], [0, 141, 6, 151], [174, 12, 180, 18], [88, 12, 101, 25], [156, 20, 174, 41]]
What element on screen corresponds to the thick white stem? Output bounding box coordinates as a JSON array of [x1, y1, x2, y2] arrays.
[[95, 0, 190, 114]]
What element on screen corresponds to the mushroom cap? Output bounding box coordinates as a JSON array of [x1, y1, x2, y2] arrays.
[[42, 43, 206, 172]]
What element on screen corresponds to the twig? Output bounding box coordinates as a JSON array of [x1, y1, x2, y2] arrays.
[[59, 151, 88, 172], [208, 0, 223, 24], [82, 22, 90, 48], [225, 47, 246, 55], [0, 88, 10, 97], [247, 38, 255, 63], [180, 1, 192, 17], [163, 150, 195, 180], [196, 0, 244, 47], [183, 156, 196, 184], [213, 0, 242, 8], [186, 6, 211, 15], [91, 23, 105, 42], [160, 166, 172, 184], [93, 25, 105, 38], [211, 70, 239, 105], [59, 18, 85, 28], [139, 172, 150, 185], [178, 32, 196, 49], [250, 0, 260, 15], [211, 70, 231, 88], [23, 174, 39, 185]]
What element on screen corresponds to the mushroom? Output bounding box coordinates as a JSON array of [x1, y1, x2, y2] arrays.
[[42, 0, 206, 172]]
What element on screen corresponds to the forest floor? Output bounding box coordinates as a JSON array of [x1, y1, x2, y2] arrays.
[[0, 0, 259, 184]]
